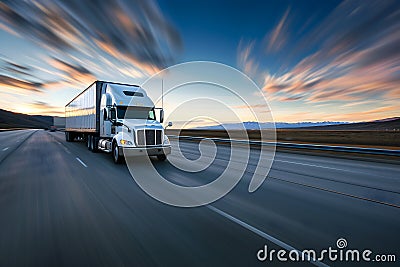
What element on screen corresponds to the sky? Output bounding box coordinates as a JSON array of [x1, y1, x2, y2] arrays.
[[0, 0, 399, 123]]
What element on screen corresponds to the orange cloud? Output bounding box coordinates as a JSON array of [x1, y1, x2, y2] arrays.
[[25, 101, 64, 115], [0, 75, 42, 92], [48, 58, 96, 86], [266, 8, 290, 52], [237, 39, 259, 78]]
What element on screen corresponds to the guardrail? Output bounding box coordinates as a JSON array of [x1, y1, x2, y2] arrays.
[[168, 135, 400, 157]]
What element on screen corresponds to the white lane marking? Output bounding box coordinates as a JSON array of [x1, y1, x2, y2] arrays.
[[76, 157, 87, 168], [274, 159, 347, 172], [52, 137, 71, 154], [208, 206, 329, 267], [2, 147, 9, 151]]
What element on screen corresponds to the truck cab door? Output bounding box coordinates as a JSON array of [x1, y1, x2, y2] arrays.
[[101, 108, 112, 137]]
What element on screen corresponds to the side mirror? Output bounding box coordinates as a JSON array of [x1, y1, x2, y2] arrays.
[[165, 121, 173, 129], [159, 109, 164, 123], [109, 107, 116, 121]]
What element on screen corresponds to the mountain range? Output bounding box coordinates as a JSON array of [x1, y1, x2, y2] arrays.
[[195, 118, 400, 130], [0, 109, 53, 129], [196, 121, 349, 130]]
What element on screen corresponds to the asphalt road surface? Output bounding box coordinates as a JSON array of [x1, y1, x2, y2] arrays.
[[0, 130, 399, 266]]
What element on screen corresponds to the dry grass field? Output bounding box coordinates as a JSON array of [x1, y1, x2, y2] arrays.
[[276, 130, 399, 148]]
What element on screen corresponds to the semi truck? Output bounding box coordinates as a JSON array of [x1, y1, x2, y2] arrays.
[[65, 81, 172, 163]]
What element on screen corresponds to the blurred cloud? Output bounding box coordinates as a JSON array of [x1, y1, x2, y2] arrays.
[[234, 104, 267, 109], [6, 61, 30, 71], [0, 74, 42, 92], [265, 7, 290, 52], [48, 58, 95, 85], [0, 0, 181, 69], [0, 0, 182, 116], [318, 105, 399, 122], [28, 101, 64, 115], [238, 0, 400, 121], [0, 57, 85, 92], [0, 59, 32, 78], [237, 39, 259, 78]]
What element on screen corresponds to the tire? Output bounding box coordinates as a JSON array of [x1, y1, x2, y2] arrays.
[[87, 135, 92, 151], [157, 154, 167, 161], [91, 136, 98, 153], [112, 142, 123, 164], [66, 132, 74, 142]]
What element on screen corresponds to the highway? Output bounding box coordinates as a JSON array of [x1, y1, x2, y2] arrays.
[[0, 129, 399, 266]]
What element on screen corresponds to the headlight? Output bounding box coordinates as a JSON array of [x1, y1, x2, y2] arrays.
[[163, 135, 170, 145], [120, 139, 133, 145]]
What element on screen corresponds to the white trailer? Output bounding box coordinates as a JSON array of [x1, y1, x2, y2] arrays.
[[65, 81, 171, 163]]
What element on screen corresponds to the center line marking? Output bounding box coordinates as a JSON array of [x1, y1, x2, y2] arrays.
[[2, 147, 9, 151], [207, 206, 329, 267], [76, 157, 87, 167]]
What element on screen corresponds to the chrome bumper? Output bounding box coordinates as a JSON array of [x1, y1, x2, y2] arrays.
[[121, 145, 171, 157]]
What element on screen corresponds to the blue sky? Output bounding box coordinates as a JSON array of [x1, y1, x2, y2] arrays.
[[158, 0, 338, 67], [0, 0, 399, 123]]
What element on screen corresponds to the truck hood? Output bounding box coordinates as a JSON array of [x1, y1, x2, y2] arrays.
[[119, 119, 163, 130]]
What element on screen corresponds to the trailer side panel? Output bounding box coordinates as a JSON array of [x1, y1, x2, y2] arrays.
[[65, 81, 101, 133]]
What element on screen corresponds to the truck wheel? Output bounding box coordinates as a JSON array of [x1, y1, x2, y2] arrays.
[[157, 154, 167, 161], [87, 135, 92, 151], [112, 142, 123, 164], [91, 136, 98, 153], [66, 132, 75, 142]]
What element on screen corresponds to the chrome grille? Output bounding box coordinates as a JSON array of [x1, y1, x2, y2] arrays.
[[145, 130, 155, 145], [137, 130, 145, 146], [136, 129, 162, 146], [156, 130, 162, 145]]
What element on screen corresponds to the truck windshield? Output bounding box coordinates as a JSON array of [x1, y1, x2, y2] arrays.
[[117, 106, 156, 120]]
